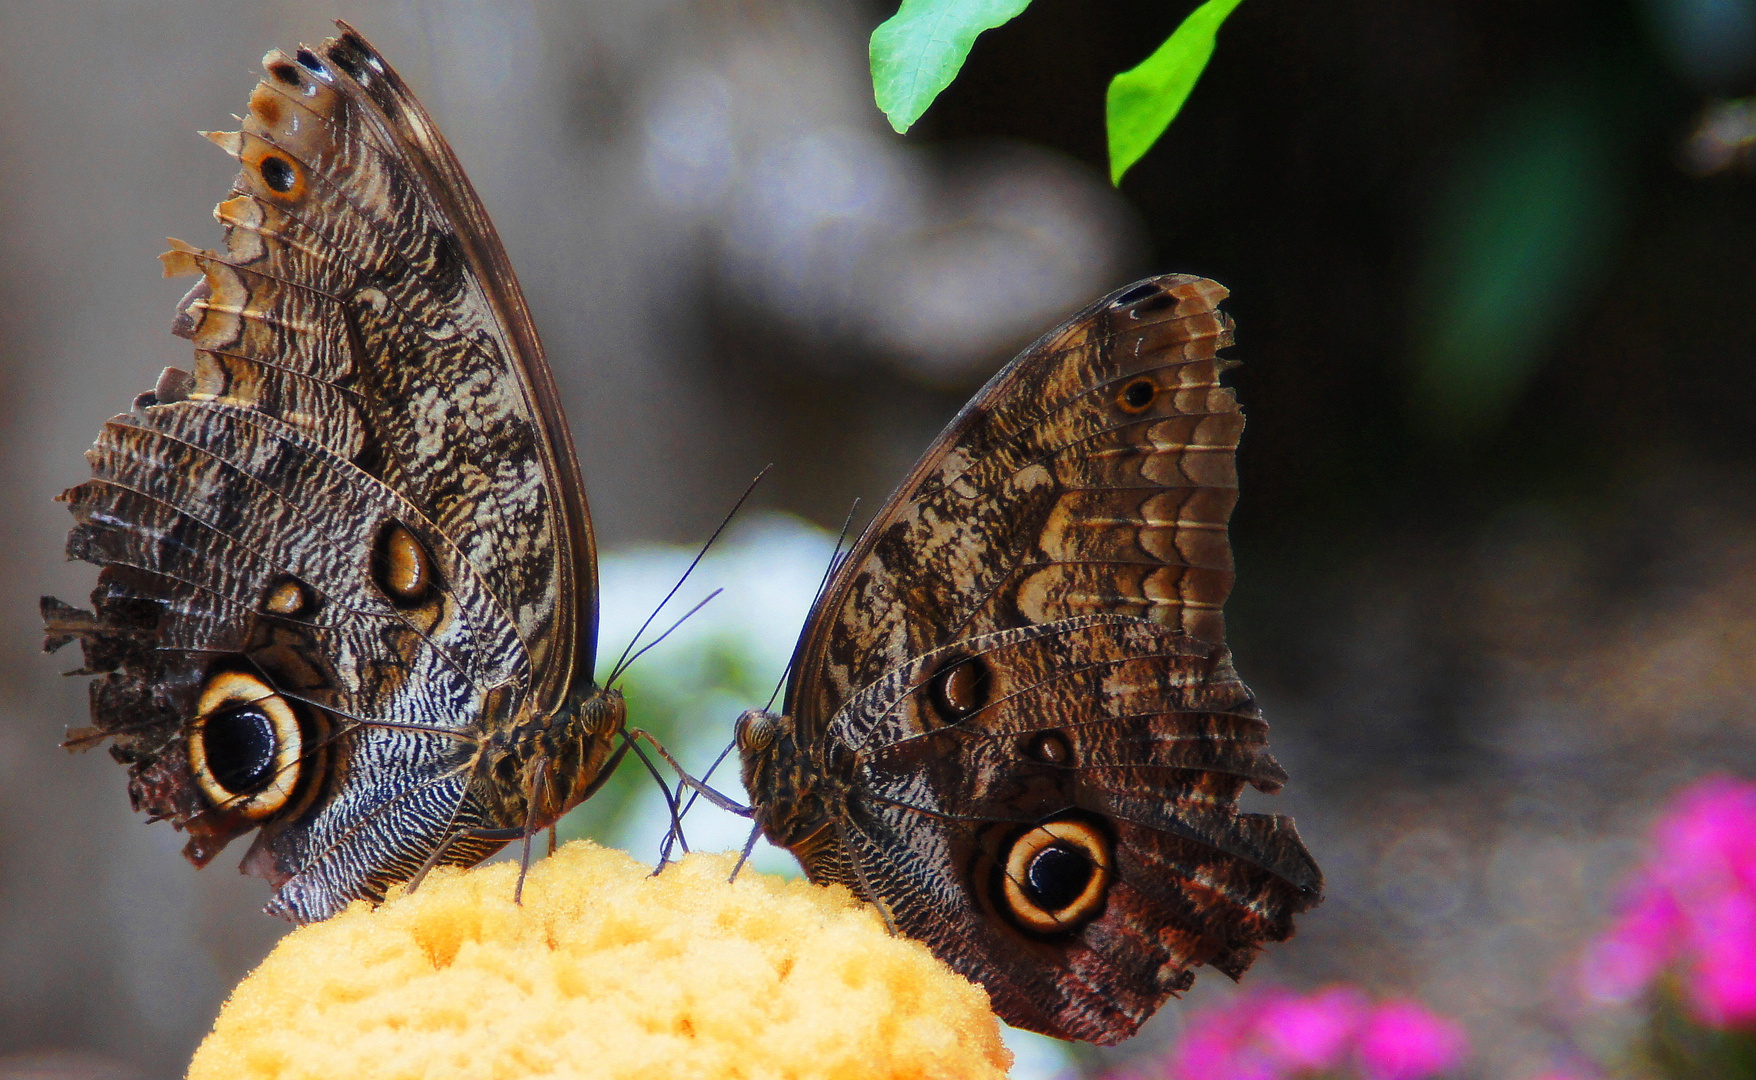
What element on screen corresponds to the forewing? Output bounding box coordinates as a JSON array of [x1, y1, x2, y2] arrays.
[[42, 27, 590, 919], [791, 275, 1239, 727]]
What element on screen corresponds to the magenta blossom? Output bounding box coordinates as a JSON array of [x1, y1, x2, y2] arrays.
[[1147, 986, 1467, 1080], [1580, 775, 1756, 1028]]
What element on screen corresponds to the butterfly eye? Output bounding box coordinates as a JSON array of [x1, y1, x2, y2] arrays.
[[998, 818, 1113, 934], [734, 710, 778, 753], [189, 671, 305, 820], [926, 654, 991, 725]]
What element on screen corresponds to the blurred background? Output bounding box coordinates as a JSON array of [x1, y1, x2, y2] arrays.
[[3, 0, 1756, 1077]]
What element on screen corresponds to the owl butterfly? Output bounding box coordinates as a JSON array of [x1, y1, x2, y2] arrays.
[[41, 25, 627, 924], [733, 275, 1323, 1044]]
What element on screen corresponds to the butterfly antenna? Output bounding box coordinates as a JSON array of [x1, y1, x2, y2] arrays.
[[610, 588, 723, 685], [605, 466, 770, 687], [759, 498, 862, 713]]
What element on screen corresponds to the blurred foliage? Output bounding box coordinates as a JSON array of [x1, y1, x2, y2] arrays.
[[1409, 69, 1631, 441], [1105, 0, 1246, 184], [1640, 991, 1756, 1080]]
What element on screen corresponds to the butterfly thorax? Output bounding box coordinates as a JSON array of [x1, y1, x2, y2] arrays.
[[473, 685, 626, 832], [735, 708, 850, 856]]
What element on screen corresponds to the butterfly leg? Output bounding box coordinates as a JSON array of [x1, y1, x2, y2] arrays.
[[619, 729, 692, 872], [628, 729, 752, 816], [727, 821, 764, 883], [512, 753, 553, 906], [837, 821, 901, 935]]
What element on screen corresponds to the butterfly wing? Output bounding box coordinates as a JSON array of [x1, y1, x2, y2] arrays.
[[42, 27, 603, 922], [789, 275, 1242, 718], [760, 275, 1320, 1042]]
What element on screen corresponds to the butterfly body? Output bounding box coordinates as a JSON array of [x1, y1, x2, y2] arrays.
[[43, 27, 620, 924], [737, 275, 1322, 1044]]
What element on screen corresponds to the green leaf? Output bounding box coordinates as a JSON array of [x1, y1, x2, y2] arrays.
[[871, 0, 1033, 134], [1105, 0, 1245, 185]]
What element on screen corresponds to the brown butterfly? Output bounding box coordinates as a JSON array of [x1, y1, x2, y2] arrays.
[[731, 275, 1323, 1043], [41, 25, 627, 924]]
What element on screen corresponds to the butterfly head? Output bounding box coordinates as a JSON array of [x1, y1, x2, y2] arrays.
[[734, 708, 838, 849]]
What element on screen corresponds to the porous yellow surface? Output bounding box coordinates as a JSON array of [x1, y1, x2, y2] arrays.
[[187, 842, 1010, 1080]]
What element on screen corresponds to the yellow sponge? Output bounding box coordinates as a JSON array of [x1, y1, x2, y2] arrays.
[[188, 842, 1011, 1079]]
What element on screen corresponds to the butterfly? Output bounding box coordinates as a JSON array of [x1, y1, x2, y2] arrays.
[[729, 274, 1324, 1043], [40, 25, 627, 924]]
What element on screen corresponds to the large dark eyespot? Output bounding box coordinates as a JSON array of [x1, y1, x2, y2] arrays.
[[202, 704, 278, 794], [373, 521, 437, 606], [1025, 842, 1093, 912], [999, 818, 1113, 934], [259, 155, 297, 193], [189, 671, 304, 819], [927, 654, 990, 725]]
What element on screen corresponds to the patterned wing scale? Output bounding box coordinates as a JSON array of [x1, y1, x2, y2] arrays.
[[42, 27, 611, 923], [744, 275, 1320, 1044], [790, 275, 1242, 726]]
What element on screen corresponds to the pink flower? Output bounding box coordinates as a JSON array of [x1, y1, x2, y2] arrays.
[[1155, 987, 1466, 1080], [1257, 986, 1369, 1071], [1581, 775, 1756, 1028], [1353, 1000, 1469, 1080]]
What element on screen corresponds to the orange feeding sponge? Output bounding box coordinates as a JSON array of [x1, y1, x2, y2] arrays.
[[187, 842, 1011, 1080]]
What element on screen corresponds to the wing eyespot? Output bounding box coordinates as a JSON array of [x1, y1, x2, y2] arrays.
[[189, 671, 305, 820], [1117, 377, 1158, 413], [1112, 282, 1159, 307], [1028, 731, 1073, 766], [372, 521, 437, 607], [262, 574, 318, 619], [996, 817, 1114, 935], [926, 653, 991, 726], [258, 154, 299, 194]]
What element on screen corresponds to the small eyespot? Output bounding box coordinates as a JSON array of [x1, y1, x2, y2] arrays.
[[927, 654, 991, 726], [262, 575, 317, 619], [269, 62, 303, 87], [1117, 378, 1158, 413], [296, 49, 325, 74], [1131, 293, 1177, 316], [259, 155, 297, 193], [999, 818, 1113, 934], [1028, 731, 1072, 765], [373, 521, 436, 606], [1112, 282, 1159, 307], [189, 671, 304, 819]]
